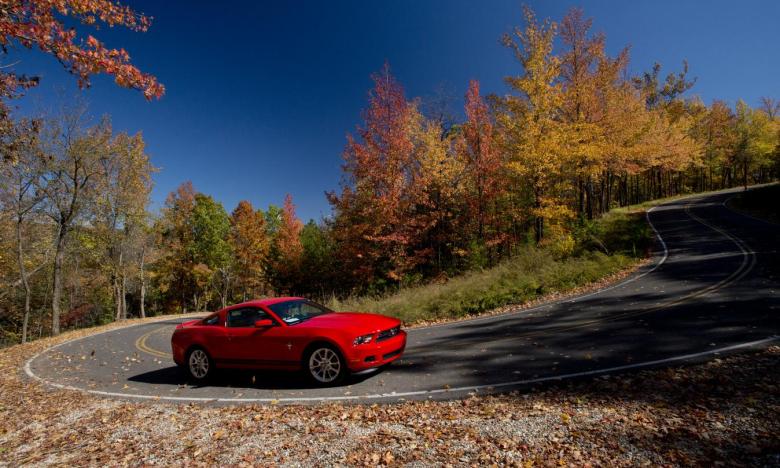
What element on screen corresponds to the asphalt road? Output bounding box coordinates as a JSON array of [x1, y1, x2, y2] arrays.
[[25, 188, 780, 404]]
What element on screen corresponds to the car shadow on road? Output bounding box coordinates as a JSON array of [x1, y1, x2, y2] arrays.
[[128, 365, 385, 390]]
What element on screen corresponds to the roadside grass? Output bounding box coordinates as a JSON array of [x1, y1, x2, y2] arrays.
[[329, 208, 652, 324], [727, 183, 780, 224]]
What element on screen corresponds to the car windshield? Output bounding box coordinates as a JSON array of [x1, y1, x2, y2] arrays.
[[267, 299, 333, 325]]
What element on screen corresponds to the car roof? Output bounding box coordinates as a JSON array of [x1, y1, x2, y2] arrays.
[[228, 297, 306, 309]]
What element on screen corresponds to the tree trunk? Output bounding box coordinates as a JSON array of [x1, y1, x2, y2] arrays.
[[585, 177, 594, 220], [51, 226, 67, 336], [535, 216, 544, 243], [533, 188, 544, 243], [139, 245, 146, 319], [114, 277, 121, 321], [16, 217, 32, 343], [121, 273, 127, 320], [220, 269, 229, 309]]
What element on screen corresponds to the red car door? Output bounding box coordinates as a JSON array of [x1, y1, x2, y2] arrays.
[[224, 307, 290, 368]]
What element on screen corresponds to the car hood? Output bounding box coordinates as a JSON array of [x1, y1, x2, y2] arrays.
[[300, 312, 400, 334]]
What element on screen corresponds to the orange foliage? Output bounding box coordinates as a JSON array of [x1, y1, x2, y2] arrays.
[[230, 200, 270, 298]]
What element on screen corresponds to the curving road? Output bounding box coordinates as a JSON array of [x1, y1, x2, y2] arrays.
[[25, 188, 780, 404]]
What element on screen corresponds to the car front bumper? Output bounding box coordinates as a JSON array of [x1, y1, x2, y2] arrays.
[[346, 330, 407, 372]]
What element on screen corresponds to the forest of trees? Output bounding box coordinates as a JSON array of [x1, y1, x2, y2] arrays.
[[1, 6, 779, 345]]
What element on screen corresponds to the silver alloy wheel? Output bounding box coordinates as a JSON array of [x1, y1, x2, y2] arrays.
[[188, 349, 209, 379], [308, 347, 342, 383]]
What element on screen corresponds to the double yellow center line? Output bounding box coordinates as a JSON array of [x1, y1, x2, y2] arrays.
[[134, 326, 173, 359]]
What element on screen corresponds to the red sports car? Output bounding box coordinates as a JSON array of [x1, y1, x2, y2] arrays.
[[171, 297, 407, 385]]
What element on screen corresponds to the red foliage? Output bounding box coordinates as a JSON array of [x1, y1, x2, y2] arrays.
[[328, 63, 422, 282], [0, 0, 164, 100], [61, 303, 99, 329], [461, 80, 505, 247]]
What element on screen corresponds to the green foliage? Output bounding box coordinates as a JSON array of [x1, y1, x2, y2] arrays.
[[296, 220, 336, 294], [264, 204, 283, 237], [190, 194, 232, 271]]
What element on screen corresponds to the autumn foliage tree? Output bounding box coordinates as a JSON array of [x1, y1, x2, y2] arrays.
[[271, 194, 303, 292], [0, 0, 163, 164], [459, 80, 505, 259], [93, 130, 154, 321], [328, 63, 424, 285], [497, 6, 572, 244], [230, 200, 270, 300], [155, 181, 197, 312]]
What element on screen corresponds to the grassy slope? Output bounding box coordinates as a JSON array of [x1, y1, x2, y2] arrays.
[[330, 208, 652, 324]]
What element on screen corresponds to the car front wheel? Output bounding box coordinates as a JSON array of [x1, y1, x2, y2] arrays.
[[305, 345, 346, 385], [186, 347, 213, 382]]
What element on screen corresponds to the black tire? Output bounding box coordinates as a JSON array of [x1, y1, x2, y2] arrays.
[[303, 343, 346, 386], [185, 346, 214, 382]]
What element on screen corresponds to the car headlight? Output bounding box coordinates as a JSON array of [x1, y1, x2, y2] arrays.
[[353, 334, 374, 346]]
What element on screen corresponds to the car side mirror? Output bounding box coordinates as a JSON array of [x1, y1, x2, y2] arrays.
[[254, 318, 274, 328]]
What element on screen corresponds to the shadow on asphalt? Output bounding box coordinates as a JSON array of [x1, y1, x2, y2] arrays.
[[128, 364, 385, 390]]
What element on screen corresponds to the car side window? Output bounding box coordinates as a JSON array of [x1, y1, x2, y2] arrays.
[[226, 308, 270, 327], [203, 314, 220, 326]]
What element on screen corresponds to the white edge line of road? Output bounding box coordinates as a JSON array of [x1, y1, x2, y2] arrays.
[[22, 189, 775, 404]]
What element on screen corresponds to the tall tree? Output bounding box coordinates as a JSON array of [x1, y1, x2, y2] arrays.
[[272, 194, 303, 292], [498, 6, 571, 243], [734, 101, 776, 189], [558, 7, 615, 218], [328, 63, 421, 283], [697, 100, 736, 189], [459, 80, 504, 257], [190, 194, 232, 309], [411, 106, 463, 272], [0, 118, 45, 342], [230, 200, 270, 300], [633, 61, 696, 111], [134, 216, 156, 318], [38, 108, 109, 335], [94, 131, 154, 320], [156, 181, 197, 312]]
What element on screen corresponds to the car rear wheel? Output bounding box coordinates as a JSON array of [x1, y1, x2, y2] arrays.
[[305, 345, 346, 385], [186, 347, 213, 382]]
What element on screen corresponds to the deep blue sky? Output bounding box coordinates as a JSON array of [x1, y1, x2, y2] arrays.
[[12, 0, 780, 221]]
